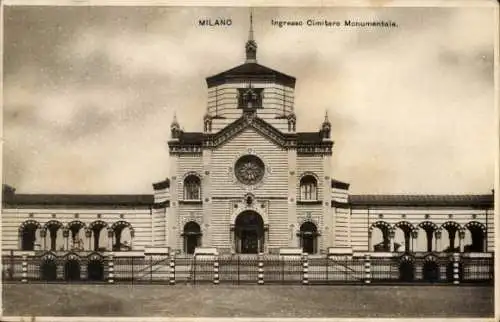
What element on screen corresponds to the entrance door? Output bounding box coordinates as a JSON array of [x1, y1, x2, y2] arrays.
[[241, 229, 259, 254], [234, 211, 264, 254], [302, 235, 314, 254]]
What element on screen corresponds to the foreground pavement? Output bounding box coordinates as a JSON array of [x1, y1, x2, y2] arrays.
[[2, 283, 494, 318]]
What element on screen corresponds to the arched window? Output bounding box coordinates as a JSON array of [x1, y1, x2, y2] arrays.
[[298, 221, 319, 254], [88, 220, 108, 251], [183, 222, 202, 254], [19, 220, 42, 251], [394, 221, 415, 253], [44, 220, 64, 251], [111, 221, 134, 251], [299, 175, 317, 201], [67, 221, 86, 251], [369, 221, 392, 252], [440, 221, 461, 253], [184, 175, 201, 200], [464, 221, 486, 252], [418, 221, 438, 253]]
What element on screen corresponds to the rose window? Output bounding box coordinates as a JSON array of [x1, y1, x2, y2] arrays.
[[234, 155, 265, 185]]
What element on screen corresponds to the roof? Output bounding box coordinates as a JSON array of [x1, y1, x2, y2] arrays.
[[297, 132, 323, 144], [349, 194, 493, 208], [3, 193, 154, 208], [331, 179, 350, 190], [206, 62, 296, 88], [152, 178, 170, 190], [178, 132, 203, 144]]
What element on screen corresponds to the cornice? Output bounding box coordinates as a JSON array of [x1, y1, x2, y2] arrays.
[[168, 116, 333, 155]]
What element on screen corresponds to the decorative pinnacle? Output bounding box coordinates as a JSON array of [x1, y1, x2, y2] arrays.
[[171, 111, 179, 128], [249, 8, 254, 41], [245, 8, 257, 63]]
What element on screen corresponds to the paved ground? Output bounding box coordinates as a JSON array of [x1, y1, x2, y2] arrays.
[[2, 283, 493, 318]]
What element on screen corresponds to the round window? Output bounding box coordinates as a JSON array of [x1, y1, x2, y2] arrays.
[[234, 155, 265, 185]]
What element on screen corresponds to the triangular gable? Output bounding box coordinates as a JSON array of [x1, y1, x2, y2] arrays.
[[207, 115, 290, 148]]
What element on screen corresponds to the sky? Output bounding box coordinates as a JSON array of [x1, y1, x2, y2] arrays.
[[2, 5, 497, 195]]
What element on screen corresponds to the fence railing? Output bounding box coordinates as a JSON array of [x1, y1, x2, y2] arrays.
[[1, 252, 494, 285]]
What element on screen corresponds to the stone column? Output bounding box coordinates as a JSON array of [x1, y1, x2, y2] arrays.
[[258, 254, 264, 285], [411, 230, 418, 252], [367, 231, 372, 252], [229, 225, 235, 253], [302, 253, 309, 285], [264, 224, 269, 253], [40, 229, 47, 250], [108, 229, 114, 251], [63, 229, 69, 251], [130, 230, 135, 250], [435, 230, 442, 252], [85, 230, 92, 251], [459, 230, 465, 253], [452, 253, 461, 285], [364, 254, 371, 284], [21, 255, 28, 283], [389, 230, 395, 252], [107, 254, 114, 284]]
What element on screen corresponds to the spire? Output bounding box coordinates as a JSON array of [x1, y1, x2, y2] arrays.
[[321, 110, 331, 139], [170, 111, 181, 139], [171, 112, 179, 128], [249, 9, 254, 41], [245, 8, 257, 63]]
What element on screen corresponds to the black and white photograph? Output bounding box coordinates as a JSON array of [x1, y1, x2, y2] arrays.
[[1, 1, 498, 321]]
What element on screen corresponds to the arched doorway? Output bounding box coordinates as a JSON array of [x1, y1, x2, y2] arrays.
[[422, 259, 440, 283], [40, 255, 58, 281], [64, 255, 81, 281], [234, 211, 264, 254], [183, 221, 202, 254], [87, 255, 104, 281], [298, 222, 319, 254], [398, 256, 415, 282]]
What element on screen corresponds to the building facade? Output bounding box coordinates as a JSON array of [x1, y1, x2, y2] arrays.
[[2, 20, 494, 258]]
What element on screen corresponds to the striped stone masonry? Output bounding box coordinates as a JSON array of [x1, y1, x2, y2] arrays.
[[213, 259, 220, 285], [21, 255, 27, 283], [453, 253, 460, 285], [364, 254, 371, 284], [108, 254, 114, 284], [169, 253, 176, 285], [258, 254, 264, 285], [302, 253, 309, 285]]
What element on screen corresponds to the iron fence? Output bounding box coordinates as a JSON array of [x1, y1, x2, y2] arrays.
[[1, 252, 494, 285]]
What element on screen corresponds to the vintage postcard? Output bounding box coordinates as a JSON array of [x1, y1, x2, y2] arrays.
[[1, 1, 498, 321]]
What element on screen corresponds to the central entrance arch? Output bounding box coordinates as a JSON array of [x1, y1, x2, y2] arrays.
[[234, 211, 264, 254]]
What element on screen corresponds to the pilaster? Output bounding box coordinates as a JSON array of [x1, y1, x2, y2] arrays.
[[203, 149, 213, 247], [322, 154, 332, 251], [287, 148, 297, 247], [168, 154, 179, 250]]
